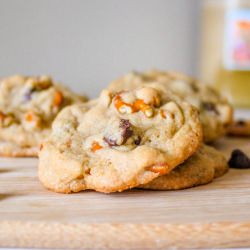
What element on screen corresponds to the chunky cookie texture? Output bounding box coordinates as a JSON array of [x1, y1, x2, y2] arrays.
[[38, 86, 203, 193], [108, 70, 233, 142], [140, 145, 228, 190], [0, 75, 86, 157]]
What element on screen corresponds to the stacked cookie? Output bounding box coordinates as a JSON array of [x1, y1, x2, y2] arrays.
[[37, 70, 233, 193]]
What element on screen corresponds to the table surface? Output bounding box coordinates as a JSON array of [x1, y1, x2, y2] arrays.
[[0, 135, 250, 249]]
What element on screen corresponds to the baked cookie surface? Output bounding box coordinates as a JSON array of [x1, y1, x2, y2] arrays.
[[38, 85, 202, 193], [0, 75, 86, 157], [139, 145, 228, 190], [108, 70, 233, 142]]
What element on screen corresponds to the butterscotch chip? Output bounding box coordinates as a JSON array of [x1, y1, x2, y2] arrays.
[[108, 70, 233, 142], [38, 86, 202, 193], [0, 75, 87, 157]]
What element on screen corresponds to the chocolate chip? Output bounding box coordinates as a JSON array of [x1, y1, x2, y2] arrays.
[[103, 119, 134, 147], [228, 149, 250, 169], [202, 102, 219, 114], [119, 119, 131, 130], [134, 136, 141, 145], [23, 86, 38, 102], [23, 90, 33, 101], [123, 129, 133, 142], [119, 119, 133, 142]]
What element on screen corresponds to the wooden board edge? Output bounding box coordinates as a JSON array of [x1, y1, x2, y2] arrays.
[[0, 221, 250, 249]]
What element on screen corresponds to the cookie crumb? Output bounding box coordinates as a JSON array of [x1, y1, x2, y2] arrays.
[[228, 149, 250, 169]]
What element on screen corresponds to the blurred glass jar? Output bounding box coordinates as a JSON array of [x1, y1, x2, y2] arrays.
[[200, 0, 250, 108]]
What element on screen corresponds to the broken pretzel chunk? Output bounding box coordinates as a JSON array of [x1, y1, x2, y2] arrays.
[[24, 111, 41, 129], [114, 94, 157, 118], [146, 163, 169, 175], [91, 141, 103, 152], [53, 90, 64, 107], [133, 99, 154, 118], [114, 95, 134, 114]]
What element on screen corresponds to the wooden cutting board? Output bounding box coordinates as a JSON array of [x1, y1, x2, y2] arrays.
[[0, 137, 250, 249]]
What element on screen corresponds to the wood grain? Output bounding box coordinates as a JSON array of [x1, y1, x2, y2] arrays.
[[0, 137, 250, 249]]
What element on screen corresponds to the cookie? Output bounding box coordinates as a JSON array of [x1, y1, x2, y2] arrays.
[[108, 70, 233, 142], [227, 120, 250, 137], [38, 85, 202, 193], [139, 145, 228, 190], [0, 141, 39, 157], [0, 75, 87, 157], [203, 145, 229, 178]]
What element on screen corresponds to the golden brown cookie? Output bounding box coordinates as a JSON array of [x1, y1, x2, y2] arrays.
[[108, 70, 233, 142], [38, 85, 202, 193], [0, 75, 87, 157], [139, 145, 228, 190]]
